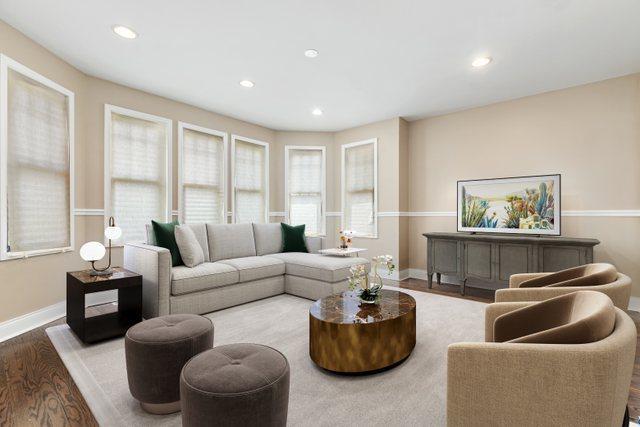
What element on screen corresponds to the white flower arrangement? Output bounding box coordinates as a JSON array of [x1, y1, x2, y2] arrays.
[[348, 254, 395, 303]]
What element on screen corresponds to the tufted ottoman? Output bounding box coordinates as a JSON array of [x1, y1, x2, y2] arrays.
[[180, 343, 290, 427], [125, 314, 213, 414]]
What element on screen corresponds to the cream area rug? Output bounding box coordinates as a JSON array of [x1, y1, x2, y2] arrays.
[[46, 287, 486, 427]]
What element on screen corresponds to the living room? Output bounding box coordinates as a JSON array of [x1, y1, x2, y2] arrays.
[[0, 1, 639, 426]]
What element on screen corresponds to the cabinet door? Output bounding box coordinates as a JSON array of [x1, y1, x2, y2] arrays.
[[464, 241, 493, 281], [432, 239, 459, 274], [497, 244, 533, 283], [538, 246, 586, 272]]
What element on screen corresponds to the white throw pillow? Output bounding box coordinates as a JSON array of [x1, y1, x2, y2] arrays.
[[175, 225, 205, 267]]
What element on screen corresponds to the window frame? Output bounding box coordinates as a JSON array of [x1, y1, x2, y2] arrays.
[[284, 145, 326, 236], [178, 121, 228, 224], [104, 104, 172, 244], [341, 138, 378, 239], [0, 54, 75, 260], [230, 134, 269, 224]]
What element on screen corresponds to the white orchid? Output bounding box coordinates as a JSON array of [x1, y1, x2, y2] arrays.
[[348, 255, 395, 303]]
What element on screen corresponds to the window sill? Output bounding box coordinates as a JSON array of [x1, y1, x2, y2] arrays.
[[1, 246, 74, 261]]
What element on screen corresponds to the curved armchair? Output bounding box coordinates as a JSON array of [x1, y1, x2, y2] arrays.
[[448, 291, 636, 427], [495, 263, 631, 309]]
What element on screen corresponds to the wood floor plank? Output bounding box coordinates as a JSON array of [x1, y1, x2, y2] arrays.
[[0, 281, 638, 425]]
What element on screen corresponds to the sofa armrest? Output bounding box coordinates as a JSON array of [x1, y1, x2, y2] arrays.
[[447, 331, 632, 427], [305, 236, 324, 254], [484, 302, 534, 342], [124, 242, 172, 318], [508, 272, 552, 288]]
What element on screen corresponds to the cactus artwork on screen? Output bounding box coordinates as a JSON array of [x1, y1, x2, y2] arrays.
[[457, 174, 561, 236]]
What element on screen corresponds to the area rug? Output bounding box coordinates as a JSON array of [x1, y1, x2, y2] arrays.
[[46, 287, 486, 426]]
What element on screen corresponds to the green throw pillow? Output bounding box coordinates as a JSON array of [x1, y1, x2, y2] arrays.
[[151, 220, 183, 267], [281, 223, 308, 253]]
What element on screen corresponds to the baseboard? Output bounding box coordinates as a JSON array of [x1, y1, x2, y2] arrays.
[[0, 290, 117, 343]]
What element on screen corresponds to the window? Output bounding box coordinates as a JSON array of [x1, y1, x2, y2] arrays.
[[178, 122, 227, 224], [285, 146, 326, 235], [341, 138, 378, 238], [105, 105, 171, 243], [0, 55, 74, 260], [231, 135, 269, 224]]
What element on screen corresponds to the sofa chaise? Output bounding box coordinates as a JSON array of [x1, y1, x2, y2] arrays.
[[124, 222, 370, 319]]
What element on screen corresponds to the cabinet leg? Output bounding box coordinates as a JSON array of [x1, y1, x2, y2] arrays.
[[436, 273, 441, 286], [427, 273, 433, 289], [461, 278, 467, 296]]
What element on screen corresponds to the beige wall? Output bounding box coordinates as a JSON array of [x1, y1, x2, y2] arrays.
[[408, 73, 640, 295]]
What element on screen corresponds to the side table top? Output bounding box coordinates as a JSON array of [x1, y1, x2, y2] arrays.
[[67, 267, 141, 285], [309, 290, 415, 325], [318, 247, 367, 256]]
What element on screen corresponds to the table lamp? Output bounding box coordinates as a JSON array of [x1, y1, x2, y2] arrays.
[[80, 216, 122, 276]]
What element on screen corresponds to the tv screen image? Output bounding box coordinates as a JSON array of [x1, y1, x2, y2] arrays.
[[457, 174, 561, 236]]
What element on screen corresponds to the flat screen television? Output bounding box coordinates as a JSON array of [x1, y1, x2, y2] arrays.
[[457, 174, 561, 236]]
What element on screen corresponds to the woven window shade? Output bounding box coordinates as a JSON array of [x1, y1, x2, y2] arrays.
[[344, 142, 375, 236], [288, 148, 323, 235], [7, 69, 71, 253], [234, 139, 266, 223]]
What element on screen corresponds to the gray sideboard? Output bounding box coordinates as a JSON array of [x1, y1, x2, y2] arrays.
[[423, 232, 600, 295]]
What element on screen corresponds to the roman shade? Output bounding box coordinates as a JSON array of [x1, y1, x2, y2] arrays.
[[108, 109, 170, 243], [286, 148, 324, 235], [181, 127, 225, 224], [233, 138, 268, 224], [343, 140, 377, 237], [5, 68, 72, 255]]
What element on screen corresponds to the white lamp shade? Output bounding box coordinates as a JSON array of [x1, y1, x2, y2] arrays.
[[80, 241, 106, 262], [105, 226, 122, 240]]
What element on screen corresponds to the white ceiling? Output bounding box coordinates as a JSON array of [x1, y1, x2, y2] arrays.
[[1, 0, 639, 131]]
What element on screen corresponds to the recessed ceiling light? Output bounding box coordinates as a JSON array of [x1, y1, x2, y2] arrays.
[[304, 49, 319, 58], [112, 25, 138, 39], [472, 56, 492, 67], [239, 80, 255, 88], [312, 108, 323, 116]]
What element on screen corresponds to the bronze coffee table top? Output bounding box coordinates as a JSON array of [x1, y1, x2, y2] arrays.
[[309, 289, 416, 325], [309, 290, 417, 373]]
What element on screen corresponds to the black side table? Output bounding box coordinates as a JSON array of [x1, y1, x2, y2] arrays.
[[66, 267, 142, 343]]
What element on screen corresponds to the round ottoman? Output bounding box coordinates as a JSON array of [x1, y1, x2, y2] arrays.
[[125, 314, 213, 414], [180, 343, 290, 427]]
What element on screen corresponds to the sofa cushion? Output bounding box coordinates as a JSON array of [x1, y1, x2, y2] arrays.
[[147, 223, 210, 261], [206, 223, 256, 262], [252, 223, 283, 256], [217, 256, 285, 282], [281, 223, 308, 253], [266, 253, 369, 283], [172, 262, 239, 296], [152, 220, 183, 267], [175, 225, 205, 267]]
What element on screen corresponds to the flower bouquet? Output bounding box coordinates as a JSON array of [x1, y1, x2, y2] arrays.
[[339, 230, 354, 249], [348, 255, 395, 304]]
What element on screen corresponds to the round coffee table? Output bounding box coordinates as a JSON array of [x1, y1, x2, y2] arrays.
[[309, 289, 416, 373]]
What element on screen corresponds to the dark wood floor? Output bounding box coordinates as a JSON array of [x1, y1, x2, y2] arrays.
[[0, 279, 638, 425]]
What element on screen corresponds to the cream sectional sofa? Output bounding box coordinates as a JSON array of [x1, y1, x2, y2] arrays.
[[124, 222, 370, 319]]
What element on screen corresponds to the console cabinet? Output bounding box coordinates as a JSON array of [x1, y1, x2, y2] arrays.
[[423, 232, 599, 295]]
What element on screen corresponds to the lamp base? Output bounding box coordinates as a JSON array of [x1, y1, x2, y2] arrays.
[[89, 268, 114, 276]]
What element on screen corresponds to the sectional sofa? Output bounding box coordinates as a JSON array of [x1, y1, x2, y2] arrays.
[[124, 223, 370, 319]]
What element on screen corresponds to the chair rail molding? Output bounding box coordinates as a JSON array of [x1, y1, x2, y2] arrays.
[[377, 210, 640, 218]]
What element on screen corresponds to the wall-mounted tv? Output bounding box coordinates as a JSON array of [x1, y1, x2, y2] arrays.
[[457, 174, 561, 236]]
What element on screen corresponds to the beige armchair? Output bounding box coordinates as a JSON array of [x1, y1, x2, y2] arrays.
[[495, 263, 631, 309], [448, 291, 636, 427]]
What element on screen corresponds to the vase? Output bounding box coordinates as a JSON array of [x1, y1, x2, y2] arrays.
[[359, 297, 377, 304]]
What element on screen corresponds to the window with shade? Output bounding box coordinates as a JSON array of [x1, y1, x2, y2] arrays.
[[0, 55, 74, 260], [342, 138, 378, 238], [232, 136, 269, 224], [285, 146, 325, 235], [179, 123, 226, 224], [105, 105, 171, 243]]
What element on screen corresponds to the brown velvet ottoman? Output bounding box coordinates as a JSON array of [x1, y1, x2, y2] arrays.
[[180, 343, 290, 427], [125, 314, 213, 414]]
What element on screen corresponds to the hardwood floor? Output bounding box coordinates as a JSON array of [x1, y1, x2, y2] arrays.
[[0, 279, 638, 425]]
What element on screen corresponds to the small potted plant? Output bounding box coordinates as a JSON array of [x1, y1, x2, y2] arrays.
[[339, 230, 354, 249], [348, 255, 395, 304]]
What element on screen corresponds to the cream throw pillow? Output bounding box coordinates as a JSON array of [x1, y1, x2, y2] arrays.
[[175, 225, 205, 267]]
